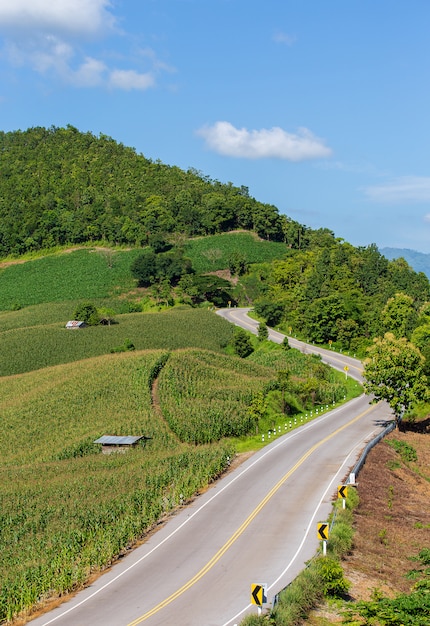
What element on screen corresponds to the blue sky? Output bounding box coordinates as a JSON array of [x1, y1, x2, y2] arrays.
[[1, 0, 429, 253]]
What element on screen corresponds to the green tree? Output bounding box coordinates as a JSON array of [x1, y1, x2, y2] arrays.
[[98, 307, 116, 325], [130, 248, 157, 287], [303, 294, 346, 344], [257, 322, 269, 341], [73, 302, 100, 326], [230, 328, 254, 358], [131, 247, 192, 287], [248, 391, 267, 432], [363, 333, 429, 429], [336, 318, 360, 349], [381, 292, 417, 339], [178, 274, 232, 307], [228, 251, 248, 276], [253, 298, 284, 327]]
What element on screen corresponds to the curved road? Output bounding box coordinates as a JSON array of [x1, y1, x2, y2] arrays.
[[217, 307, 363, 382], [29, 310, 392, 626]]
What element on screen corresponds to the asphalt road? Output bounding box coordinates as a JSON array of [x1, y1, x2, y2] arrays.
[[29, 310, 392, 626], [216, 307, 363, 383]]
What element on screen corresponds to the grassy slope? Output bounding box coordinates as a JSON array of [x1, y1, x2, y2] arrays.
[[0, 232, 288, 310], [183, 231, 288, 273], [0, 248, 142, 310], [0, 308, 234, 376]]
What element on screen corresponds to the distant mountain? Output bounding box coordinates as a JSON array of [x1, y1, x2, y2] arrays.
[[380, 248, 430, 279]]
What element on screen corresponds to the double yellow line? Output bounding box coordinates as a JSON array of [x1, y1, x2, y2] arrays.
[[128, 404, 372, 624]]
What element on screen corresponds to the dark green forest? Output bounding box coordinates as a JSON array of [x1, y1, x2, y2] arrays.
[[249, 243, 430, 354], [2, 125, 430, 358], [0, 125, 300, 255]]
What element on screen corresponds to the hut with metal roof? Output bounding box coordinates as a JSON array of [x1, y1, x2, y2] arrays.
[[66, 320, 87, 329], [94, 435, 149, 454]]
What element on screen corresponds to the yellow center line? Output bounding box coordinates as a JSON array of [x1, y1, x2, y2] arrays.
[[128, 404, 374, 625]]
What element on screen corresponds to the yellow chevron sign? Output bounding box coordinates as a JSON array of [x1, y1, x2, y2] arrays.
[[338, 485, 348, 499], [251, 583, 266, 606], [317, 522, 329, 541]]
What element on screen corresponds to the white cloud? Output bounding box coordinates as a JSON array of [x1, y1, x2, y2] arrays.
[[424, 214, 430, 223], [109, 69, 154, 91], [273, 31, 296, 46], [364, 176, 430, 203], [197, 121, 332, 161], [71, 57, 107, 87], [0, 0, 115, 38], [0, 0, 161, 91]]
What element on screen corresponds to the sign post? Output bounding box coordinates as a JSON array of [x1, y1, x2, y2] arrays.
[[344, 365, 349, 379]]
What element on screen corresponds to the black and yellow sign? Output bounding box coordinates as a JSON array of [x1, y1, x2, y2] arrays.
[[251, 584, 266, 606], [317, 522, 329, 541], [338, 485, 348, 499]]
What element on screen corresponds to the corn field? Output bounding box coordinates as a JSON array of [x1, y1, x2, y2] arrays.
[[0, 351, 233, 622], [0, 308, 234, 376], [0, 327, 356, 622], [157, 349, 273, 443]]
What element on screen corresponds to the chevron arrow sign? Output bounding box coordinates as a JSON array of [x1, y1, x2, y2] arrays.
[[317, 522, 329, 540]]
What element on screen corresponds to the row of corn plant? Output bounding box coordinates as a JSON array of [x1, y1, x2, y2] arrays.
[[157, 349, 273, 443]]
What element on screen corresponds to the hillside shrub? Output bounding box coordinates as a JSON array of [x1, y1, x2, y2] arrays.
[[73, 302, 100, 326], [388, 439, 418, 463], [228, 251, 248, 276], [110, 338, 136, 353], [315, 557, 350, 597], [231, 328, 254, 358], [257, 322, 269, 341], [343, 589, 430, 626]]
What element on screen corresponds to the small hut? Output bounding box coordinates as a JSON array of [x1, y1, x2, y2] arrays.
[[94, 435, 149, 454], [66, 320, 87, 329]]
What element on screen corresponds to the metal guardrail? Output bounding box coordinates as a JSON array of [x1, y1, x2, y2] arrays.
[[348, 419, 395, 480]]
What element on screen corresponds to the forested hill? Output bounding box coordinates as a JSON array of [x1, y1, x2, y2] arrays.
[[0, 125, 310, 257]]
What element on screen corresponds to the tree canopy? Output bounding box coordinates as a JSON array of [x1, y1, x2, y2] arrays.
[[363, 333, 429, 428], [0, 126, 296, 256], [250, 242, 430, 352]]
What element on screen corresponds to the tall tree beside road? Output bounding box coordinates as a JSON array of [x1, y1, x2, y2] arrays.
[[381, 292, 417, 339], [363, 332, 429, 429]]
